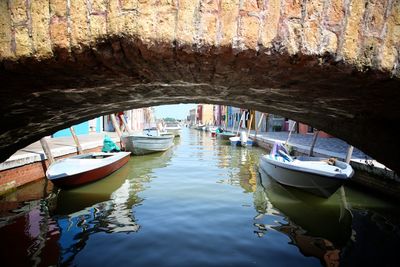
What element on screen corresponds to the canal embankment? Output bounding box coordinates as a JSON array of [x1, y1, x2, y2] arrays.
[[247, 131, 400, 199], [0, 133, 120, 196]]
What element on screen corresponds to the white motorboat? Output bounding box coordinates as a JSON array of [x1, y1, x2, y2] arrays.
[[195, 123, 206, 131], [229, 136, 240, 146], [240, 131, 253, 147], [229, 131, 253, 147], [46, 152, 131, 188], [164, 122, 182, 137], [121, 132, 174, 155], [259, 142, 354, 198]]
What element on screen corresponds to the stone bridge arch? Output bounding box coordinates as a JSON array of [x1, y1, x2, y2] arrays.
[[0, 0, 399, 173]]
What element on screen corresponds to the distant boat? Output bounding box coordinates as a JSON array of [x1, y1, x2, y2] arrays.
[[208, 126, 218, 137], [164, 122, 182, 137], [46, 152, 131, 188], [229, 131, 253, 147], [121, 133, 174, 155], [239, 131, 253, 147], [195, 123, 206, 131], [259, 142, 354, 198], [216, 130, 236, 140], [229, 136, 240, 146]]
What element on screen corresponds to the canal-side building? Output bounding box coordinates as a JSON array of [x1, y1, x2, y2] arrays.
[[188, 108, 196, 126], [213, 105, 222, 126], [126, 107, 154, 131], [56, 108, 155, 137], [202, 104, 214, 125], [52, 117, 103, 137], [298, 123, 332, 138], [196, 104, 214, 125], [255, 111, 268, 132]]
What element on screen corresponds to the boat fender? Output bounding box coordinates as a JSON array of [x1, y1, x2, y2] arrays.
[[321, 158, 337, 165]]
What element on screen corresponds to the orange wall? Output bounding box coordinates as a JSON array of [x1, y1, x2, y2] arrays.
[[298, 123, 332, 138]]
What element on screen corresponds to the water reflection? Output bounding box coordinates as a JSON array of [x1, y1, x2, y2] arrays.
[[52, 148, 174, 264], [1, 129, 400, 266], [256, 167, 353, 266]]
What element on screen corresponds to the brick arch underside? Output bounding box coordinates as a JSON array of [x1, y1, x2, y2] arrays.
[[0, 38, 399, 173]]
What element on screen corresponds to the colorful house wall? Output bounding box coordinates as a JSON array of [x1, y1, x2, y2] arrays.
[[298, 123, 332, 137], [202, 104, 214, 125], [52, 117, 102, 137]]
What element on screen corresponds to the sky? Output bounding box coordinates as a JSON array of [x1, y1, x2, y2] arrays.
[[154, 104, 196, 120]]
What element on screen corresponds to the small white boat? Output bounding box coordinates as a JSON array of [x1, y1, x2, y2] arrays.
[[208, 126, 218, 137], [164, 122, 182, 137], [46, 152, 131, 188], [259, 142, 354, 198], [240, 131, 253, 147], [229, 132, 253, 147], [216, 130, 236, 140], [229, 136, 240, 146], [121, 133, 174, 155], [195, 124, 206, 131]]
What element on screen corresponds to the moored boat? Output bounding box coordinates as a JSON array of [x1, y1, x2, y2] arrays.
[[259, 142, 354, 198], [216, 130, 236, 140], [229, 131, 254, 147], [239, 131, 253, 147], [257, 167, 353, 247], [121, 133, 174, 155], [164, 122, 182, 137], [195, 123, 206, 131], [229, 136, 240, 146], [46, 152, 131, 188]]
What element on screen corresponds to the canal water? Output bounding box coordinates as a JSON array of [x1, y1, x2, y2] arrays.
[[1, 129, 399, 266]]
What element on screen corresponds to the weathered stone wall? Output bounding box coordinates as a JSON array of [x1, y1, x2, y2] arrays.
[[0, 1, 399, 174], [1, 0, 399, 74]]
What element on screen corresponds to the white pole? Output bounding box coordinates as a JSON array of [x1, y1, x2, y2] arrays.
[[236, 111, 245, 135], [285, 121, 297, 146], [345, 145, 354, 164], [69, 127, 83, 154], [255, 113, 265, 139]]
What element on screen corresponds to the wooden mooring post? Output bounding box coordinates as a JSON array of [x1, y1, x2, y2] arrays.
[[247, 113, 254, 136], [110, 114, 122, 138], [69, 127, 83, 154], [285, 121, 297, 146], [308, 130, 319, 156], [255, 113, 265, 139], [118, 113, 133, 135], [40, 137, 55, 165]]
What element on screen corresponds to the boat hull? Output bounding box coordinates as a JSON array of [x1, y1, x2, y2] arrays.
[[259, 156, 348, 198], [48, 152, 130, 188], [229, 136, 240, 146], [217, 132, 236, 140], [122, 134, 174, 155], [165, 128, 181, 137], [241, 140, 253, 147]]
